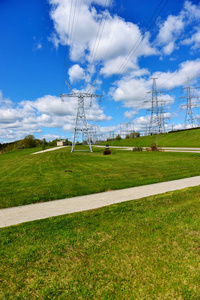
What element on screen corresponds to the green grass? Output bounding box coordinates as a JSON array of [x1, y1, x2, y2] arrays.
[[102, 127, 200, 148], [1, 186, 200, 299], [0, 146, 200, 208]]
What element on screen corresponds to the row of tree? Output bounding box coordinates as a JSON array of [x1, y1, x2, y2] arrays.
[[0, 135, 71, 153], [0, 131, 140, 153], [107, 131, 140, 141]]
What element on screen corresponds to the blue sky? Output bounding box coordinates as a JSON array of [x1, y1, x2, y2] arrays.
[[1, 0, 200, 143]]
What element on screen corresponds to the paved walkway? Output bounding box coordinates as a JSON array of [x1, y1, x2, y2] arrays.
[[31, 146, 68, 154], [0, 176, 199, 228], [30, 146, 200, 155], [94, 145, 200, 153]]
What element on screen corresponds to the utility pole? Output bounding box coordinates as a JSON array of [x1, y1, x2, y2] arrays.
[[60, 82, 102, 152], [180, 78, 199, 128]]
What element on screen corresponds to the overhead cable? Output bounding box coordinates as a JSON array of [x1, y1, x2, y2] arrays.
[[112, 0, 168, 81]]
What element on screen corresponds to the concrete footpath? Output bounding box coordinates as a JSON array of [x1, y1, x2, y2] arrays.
[[31, 146, 68, 154], [94, 145, 200, 153], [0, 176, 200, 228]]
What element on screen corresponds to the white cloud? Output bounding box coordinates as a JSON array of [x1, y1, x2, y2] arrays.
[[124, 110, 138, 120], [48, 0, 157, 77], [110, 77, 151, 108], [157, 15, 185, 45], [0, 90, 112, 143], [181, 28, 200, 49], [31, 95, 75, 116], [156, 1, 200, 55], [68, 64, 85, 83], [157, 14, 185, 55], [162, 41, 176, 55], [153, 58, 200, 90], [184, 0, 200, 21]]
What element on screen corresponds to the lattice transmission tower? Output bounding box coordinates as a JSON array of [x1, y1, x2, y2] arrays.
[[120, 122, 134, 139], [60, 82, 102, 152], [180, 78, 199, 128], [145, 78, 166, 135], [88, 124, 99, 144]]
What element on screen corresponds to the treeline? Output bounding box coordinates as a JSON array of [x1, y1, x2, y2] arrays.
[[0, 135, 71, 153], [107, 131, 140, 141]]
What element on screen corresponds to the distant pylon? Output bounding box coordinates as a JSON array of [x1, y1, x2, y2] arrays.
[[180, 78, 198, 128], [120, 122, 134, 138], [89, 124, 98, 144], [60, 81, 102, 152], [159, 104, 165, 133], [146, 78, 166, 134]]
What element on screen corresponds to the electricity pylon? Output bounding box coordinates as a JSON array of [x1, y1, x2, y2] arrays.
[[145, 78, 166, 134], [88, 124, 98, 144], [60, 81, 102, 152], [180, 78, 199, 128], [120, 122, 134, 139]]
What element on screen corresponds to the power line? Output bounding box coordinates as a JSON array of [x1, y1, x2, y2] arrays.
[[112, 0, 168, 81], [70, 0, 83, 48], [87, 0, 112, 80], [60, 0, 75, 95]]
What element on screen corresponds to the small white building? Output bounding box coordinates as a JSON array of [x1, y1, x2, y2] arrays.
[[57, 140, 67, 146]]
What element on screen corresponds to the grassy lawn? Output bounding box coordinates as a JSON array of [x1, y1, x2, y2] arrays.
[[0, 186, 200, 299], [102, 127, 200, 148], [0, 146, 200, 208]]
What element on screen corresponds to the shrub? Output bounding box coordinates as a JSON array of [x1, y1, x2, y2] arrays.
[[103, 149, 111, 155], [133, 147, 143, 151], [151, 143, 158, 151]]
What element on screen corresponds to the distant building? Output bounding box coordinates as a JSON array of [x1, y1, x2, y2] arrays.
[[57, 140, 66, 146]]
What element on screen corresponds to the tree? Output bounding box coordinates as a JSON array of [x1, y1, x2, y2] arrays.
[[116, 134, 122, 140], [23, 135, 37, 148], [42, 138, 46, 150], [130, 131, 140, 138]]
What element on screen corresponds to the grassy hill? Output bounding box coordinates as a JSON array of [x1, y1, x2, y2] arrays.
[[1, 186, 200, 299], [0, 146, 200, 208], [102, 128, 200, 148]]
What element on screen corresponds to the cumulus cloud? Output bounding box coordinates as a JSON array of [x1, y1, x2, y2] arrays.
[[110, 77, 151, 108], [157, 0, 200, 55], [48, 0, 157, 77], [124, 110, 138, 120], [0, 90, 111, 143], [110, 71, 175, 111], [184, 0, 200, 21], [181, 28, 200, 49], [68, 64, 85, 83], [153, 58, 200, 90], [110, 58, 200, 110], [157, 14, 185, 55]]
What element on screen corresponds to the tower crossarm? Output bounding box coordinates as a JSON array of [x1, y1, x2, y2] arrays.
[[60, 93, 102, 98], [179, 95, 198, 99]]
